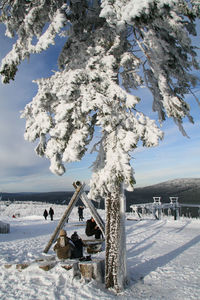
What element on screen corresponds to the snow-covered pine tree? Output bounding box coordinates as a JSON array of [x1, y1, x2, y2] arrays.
[[0, 0, 199, 292]]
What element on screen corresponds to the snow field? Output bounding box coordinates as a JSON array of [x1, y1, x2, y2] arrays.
[[0, 202, 199, 299]]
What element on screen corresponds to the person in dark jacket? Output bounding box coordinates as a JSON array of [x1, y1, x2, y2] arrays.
[[43, 209, 48, 220], [53, 229, 75, 260], [78, 206, 84, 221], [49, 207, 54, 221], [85, 217, 102, 239], [70, 231, 84, 258]]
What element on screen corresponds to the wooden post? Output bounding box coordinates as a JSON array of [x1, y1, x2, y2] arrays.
[[0, 221, 10, 233], [158, 208, 162, 220], [169, 197, 179, 221], [79, 258, 105, 283], [43, 183, 85, 253]]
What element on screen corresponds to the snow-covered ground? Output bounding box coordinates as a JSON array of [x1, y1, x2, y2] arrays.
[[0, 201, 199, 300]]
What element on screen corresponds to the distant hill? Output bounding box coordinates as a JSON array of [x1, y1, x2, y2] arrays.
[[125, 178, 200, 217], [2, 178, 200, 214], [126, 178, 200, 208]]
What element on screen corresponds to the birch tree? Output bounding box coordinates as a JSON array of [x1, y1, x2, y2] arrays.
[[0, 0, 199, 292]]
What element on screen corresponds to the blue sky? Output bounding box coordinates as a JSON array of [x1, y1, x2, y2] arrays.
[[0, 22, 200, 193]]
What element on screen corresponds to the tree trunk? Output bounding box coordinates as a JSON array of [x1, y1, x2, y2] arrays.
[[105, 183, 127, 292]]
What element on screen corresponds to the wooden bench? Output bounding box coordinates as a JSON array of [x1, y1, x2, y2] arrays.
[[82, 238, 105, 254]]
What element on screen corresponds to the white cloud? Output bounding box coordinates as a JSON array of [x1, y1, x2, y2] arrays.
[[0, 168, 91, 193]]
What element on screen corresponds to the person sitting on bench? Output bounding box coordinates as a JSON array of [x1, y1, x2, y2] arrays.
[[85, 217, 102, 239], [53, 229, 75, 260], [71, 231, 84, 258]]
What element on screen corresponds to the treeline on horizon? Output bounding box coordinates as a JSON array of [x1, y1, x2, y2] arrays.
[[1, 179, 200, 217]]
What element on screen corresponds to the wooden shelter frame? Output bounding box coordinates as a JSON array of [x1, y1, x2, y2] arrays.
[[43, 181, 105, 253]]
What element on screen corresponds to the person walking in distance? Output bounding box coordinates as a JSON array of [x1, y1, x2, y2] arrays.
[[49, 207, 54, 221], [78, 206, 84, 221], [43, 209, 48, 220]]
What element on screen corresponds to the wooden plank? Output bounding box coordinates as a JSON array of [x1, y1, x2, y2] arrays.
[[82, 239, 105, 244], [39, 262, 56, 271], [16, 263, 30, 271]]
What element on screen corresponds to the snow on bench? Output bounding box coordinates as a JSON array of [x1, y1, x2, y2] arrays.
[[80, 234, 105, 244], [80, 235, 105, 254], [4, 254, 105, 283]]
